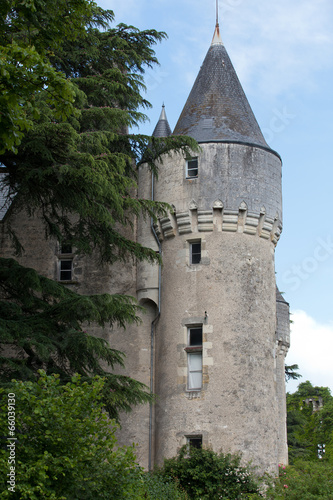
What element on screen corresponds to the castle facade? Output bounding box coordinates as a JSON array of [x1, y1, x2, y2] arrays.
[[0, 22, 290, 473]]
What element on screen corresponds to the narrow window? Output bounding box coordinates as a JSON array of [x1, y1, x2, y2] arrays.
[[190, 241, 201, 264], [186, 326, 203, 390], [187, 435, 202, 450], [59, 260, 72, 281], [186, 157, 198, 178], [59, 244, 73, 281]]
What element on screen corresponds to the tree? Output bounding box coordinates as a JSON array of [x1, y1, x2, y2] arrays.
[[0, 258, 153, 420], [0, 0, 98, 153], [286, 381, 333, 463], [0, 2, 198, 418], [285, 363, 302, 382], [0, 371, 146, 499]]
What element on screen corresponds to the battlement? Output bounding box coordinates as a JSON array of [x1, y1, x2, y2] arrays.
[[155, 201, 282, 246]]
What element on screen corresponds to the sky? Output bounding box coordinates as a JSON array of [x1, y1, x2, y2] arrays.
[[97, 0, 333, 393]]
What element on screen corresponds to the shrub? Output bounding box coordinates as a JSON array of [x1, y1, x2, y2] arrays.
[[156, 446, 261, 499], [142, 472, 189, 499], [264, 461, 333, 499]]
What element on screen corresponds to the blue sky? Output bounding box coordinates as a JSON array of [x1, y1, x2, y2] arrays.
[[98, 0, 333, 393]]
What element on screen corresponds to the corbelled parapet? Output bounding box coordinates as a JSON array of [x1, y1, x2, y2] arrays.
[[155, 204, 282, 245]]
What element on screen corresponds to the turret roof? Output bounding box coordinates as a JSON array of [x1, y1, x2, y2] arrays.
[[173, 24, 269, 149], [152, 104, 172, 138], [276, 286, 289, 305]]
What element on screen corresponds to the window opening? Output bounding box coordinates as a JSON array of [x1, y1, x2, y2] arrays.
[[190, 241, 201, 264], [59, 243, 73, 281], [187, 326, 203, 390], [189, 327, 202, 346], [59, 260, 72, 281], [186, 158, 198, 178], [187, 435, 202, 450]]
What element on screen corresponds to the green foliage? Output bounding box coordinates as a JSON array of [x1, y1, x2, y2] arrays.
[[0, 371, 146, 499], [0, 0, 96, 153], [156, 446, 261, 499], [263, 461, 333, 499], [142, 472, 189, 499], [285, 364, 301, 382], [286, 381, 333, 463], [0, 257, 153, 420]]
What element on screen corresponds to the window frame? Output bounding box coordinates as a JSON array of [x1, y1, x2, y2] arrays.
[[186, 157, 198, 179], [190, 241, 201, 265], [58, 243, 74, 282], [187, 435, 203, 450], [59, 259, 73, 282], [185, 326, 203, 391]]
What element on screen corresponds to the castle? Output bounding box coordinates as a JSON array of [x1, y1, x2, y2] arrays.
[[0, 20, 290, 473]]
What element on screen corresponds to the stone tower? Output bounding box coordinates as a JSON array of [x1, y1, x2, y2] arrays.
[[136, 22, 290, 473]]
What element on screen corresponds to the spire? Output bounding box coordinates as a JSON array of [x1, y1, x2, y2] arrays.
[[212, 0, 223, 45], [152, 104, 172, 138], [173, 24, 270, 149], [211, 23, 223, 46]]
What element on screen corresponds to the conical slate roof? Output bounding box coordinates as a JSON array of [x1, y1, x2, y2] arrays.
[[152, 104, 172, 138], [173, 25, 269, 149]]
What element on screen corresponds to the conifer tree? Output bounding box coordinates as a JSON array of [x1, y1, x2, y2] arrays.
[[0, 1, 198, 419]]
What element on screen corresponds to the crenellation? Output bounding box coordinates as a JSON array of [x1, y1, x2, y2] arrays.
[[156, 204, 282, 246], [244, 212, 260, 235], [160, 216, 176, 238], [176, 211, 192, 234], [198, 210, 213, 231], [222, 209, 239, 232], [272, 219, 283, 245], [260, 216, 274, 240]]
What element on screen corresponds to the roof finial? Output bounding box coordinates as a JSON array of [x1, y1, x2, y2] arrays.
[[212, 0, 223, 46]]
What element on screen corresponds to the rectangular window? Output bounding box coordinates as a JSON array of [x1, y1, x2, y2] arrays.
[[59, 243, 73, 281], [189, 327, 202, 346], [188, 353, 202, 389], [186, 158, 198, 178], [186, 326, 203, 390], [187, 435, 202, 450], [59, 259, 72, 281], [190, 241, 201, 264]]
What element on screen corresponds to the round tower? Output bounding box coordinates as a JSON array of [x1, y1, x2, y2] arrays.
[[146, 23, 288, 472]]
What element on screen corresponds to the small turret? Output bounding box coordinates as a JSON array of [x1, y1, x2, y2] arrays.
[[152, 104, 172, 138]]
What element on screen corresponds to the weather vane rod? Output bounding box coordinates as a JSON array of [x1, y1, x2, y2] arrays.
[[216, 0, 219, 26]]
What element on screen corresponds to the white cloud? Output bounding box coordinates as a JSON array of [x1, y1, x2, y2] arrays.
[[286, 310, 333, 394], [224, 0, 333, 96]]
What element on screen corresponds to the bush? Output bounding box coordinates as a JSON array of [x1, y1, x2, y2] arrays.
[[156, 446, 261, 499], [264, 461, 333, 499], [0, 371, 145, 499], [142, 472, 189, 499]]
